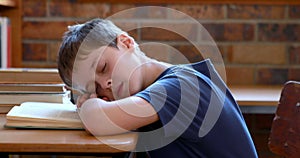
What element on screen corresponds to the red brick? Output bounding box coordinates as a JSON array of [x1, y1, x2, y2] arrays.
[[229, 44, 286, 65], [23, 0, 46, 17], [109, 4, 138, 19], [203, 23, 254, 41], [169, 47, 191, 64], [23, 21, 74, 40], [226, 66, 255, 85], [23, 43, 47, 61], [49, 0, 110, 18], [217, 45, 229, 63], [258, 23, 300, 41], [141, 43, 210, 64], [140, 23, 198, 41], [224, 23, 255, 41], [289, 5, 300, 19], [49, 42, 61, 62], [168, 4, 224, 19], [141, 27, 182, 41], [18, 1, 300, 81], [122, 5, 168, 19], [172, 44, 204, 63], [257, 68, 288, 85], [139, 43, 169, 62], [228, 5, 285, 19], [288, 46, 300, 64], [288, 68, 300, 81], [113, 21, 138, 40]]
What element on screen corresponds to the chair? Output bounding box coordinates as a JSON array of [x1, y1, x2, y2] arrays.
[[269, 81, 300, 158]]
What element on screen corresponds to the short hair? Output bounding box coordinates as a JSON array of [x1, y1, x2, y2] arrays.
[[57, 18, 127, 88]]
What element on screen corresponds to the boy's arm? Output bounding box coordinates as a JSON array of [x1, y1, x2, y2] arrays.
[[78, 97, 159, 136]]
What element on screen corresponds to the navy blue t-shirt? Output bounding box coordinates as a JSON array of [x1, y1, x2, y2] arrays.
[[134, 59, 258, 158]]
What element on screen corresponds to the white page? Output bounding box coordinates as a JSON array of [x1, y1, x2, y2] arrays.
[[7, 102, 81, 122]]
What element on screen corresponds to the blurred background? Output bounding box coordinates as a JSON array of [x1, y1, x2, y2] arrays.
[[19, 0, 300, 86]]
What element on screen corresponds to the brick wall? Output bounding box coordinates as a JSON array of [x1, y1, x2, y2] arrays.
[[21, 0, 300, 157], [22, 0, 300, 86]]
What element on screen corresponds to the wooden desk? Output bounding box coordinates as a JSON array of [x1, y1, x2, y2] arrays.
[[0, 114, 138, 154], [0, 85, 282, 155], [229, 86, 282, 114]]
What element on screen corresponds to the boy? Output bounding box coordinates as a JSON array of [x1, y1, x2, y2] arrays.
[[57, 18, 258, 157]]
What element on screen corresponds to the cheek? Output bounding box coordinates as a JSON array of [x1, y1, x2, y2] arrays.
[[111, 68, 129, 83], [111, 54, 143, 95], [111, 57, 135, 83], [111, 66, 142, 97], [128, 69, 143, 94]]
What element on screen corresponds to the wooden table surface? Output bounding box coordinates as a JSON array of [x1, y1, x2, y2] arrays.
[[230, 85, 282, 106], [0, 85, 283, 154], [229, 85, 282, 114], [0, 114, 138, 154]]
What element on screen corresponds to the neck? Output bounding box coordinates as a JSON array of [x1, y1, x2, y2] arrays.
[[141, 57, 172, 89]]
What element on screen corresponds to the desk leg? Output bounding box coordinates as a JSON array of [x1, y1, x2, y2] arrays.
[[112, 152, 132, 158], [0, 153, 8, 158], [120, 152, 148, 158]]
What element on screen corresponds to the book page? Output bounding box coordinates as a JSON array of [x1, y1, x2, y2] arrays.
[[7, 102, 81, 122]]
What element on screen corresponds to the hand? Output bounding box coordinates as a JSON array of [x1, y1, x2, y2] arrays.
[[76, 93, 97, 109]]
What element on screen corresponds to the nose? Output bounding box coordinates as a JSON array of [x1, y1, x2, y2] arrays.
[[104, 79, 112, 89], [95, 78, 112, 99], [96, 78, 112, 90]]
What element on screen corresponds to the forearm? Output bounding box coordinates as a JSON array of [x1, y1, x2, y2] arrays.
[[78, 97, 158, 136], [78, 98, 127, 135]]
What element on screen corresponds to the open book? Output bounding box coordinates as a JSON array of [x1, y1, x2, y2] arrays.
[[5, 102, 84, 130]]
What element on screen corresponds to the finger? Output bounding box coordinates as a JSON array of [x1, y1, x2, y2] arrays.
[[76, 93, 90, 108], [89, 93, 98, 98]]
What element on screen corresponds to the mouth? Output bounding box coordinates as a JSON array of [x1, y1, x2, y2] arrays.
[[101, 96, 110, 101]]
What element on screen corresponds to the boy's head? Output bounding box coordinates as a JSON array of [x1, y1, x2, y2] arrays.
[[57, 18, 131, 88]]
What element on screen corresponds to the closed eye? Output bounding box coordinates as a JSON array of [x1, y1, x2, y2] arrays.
[[101, 63, 107, 73]]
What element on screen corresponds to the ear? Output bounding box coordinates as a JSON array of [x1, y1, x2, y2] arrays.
[[116, 34, 135, 50]]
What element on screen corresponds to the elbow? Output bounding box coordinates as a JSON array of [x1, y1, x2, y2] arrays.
[[78, 98, 128, 136]]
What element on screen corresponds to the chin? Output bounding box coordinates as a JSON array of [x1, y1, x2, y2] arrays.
[[130, 87, 142, 96]]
